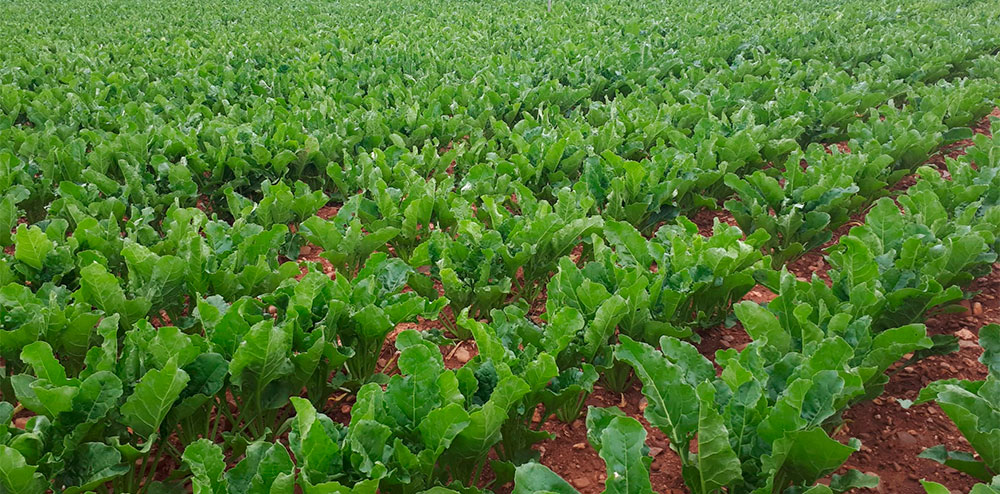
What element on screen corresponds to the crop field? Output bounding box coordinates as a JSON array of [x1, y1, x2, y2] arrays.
[[2, 0, 1000, 492]]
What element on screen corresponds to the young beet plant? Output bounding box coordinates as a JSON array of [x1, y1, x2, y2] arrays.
[[580, 148, 713, 235], [458, 305, 601, 459], [605, 296, 933, 494], [408, 222, 513, 339], [321, 253, 447, 380], [545, 218, 768, 391], [298, 209, 400, 278], [476, 186, 604, 305], [825, 193, 996, 334], [513, 406, 656, 494], [354, 173, 467, 264]]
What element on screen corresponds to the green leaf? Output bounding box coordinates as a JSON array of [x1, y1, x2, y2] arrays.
[[513, 463, 579, 494], [932, 380, 1000, 478], [919, 480, 951, 494], [943, 127, 974, 143], [289, 397, 341, 483], [59, 443, 129, 494], [347, 420, 391, 475], [20, 341, 70, 386], [14, 225, 52, 270], [305, 479, 381, 494], [170, 352, 228, 423], [829, 470, 879, 493], [614, 336, 698, 450], [228, 319, 293, 397], [0, 196, 19, 248], [449, 375, 530, 461], [82, 315, 120, 378], [605, 220, 653, 268], [11, 374, 77, 418], [78, 263, 151, 326], [120, 356, 190, 438], [733, 302, 790, 352], [419, 403, 471, 455], [68, 370, 124, 425], [686, 382, 740, 494], [764, 428, 857, 489], [979, 324, 1000, 373], [0, 445, 47, 494], [593, 414, 654, 494], [919, 445, 993, 482], [225, 440, 295, 494], [585, 406, 627, 451], [182, 439, 228, 494]]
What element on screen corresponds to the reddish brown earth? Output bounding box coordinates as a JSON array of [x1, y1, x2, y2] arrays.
[[690, 208, 738, 237], [533, 384, 685, 494]]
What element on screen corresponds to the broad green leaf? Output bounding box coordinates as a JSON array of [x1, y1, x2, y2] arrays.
[[734, 302, 790, 352], [120, 356, 190, 438], [289, 397, 341, 483], [595, 415, 654, 494], [226, 440, 295, 494], [20, 341, 70, 386], [78, 263, 151, 325], [14, 225, 52, 270], [228, 320, 293, 394], [183, 439, 228, 494], [686, 382, 740, 494], [419, 403, 471, 454], [513, 463, 579, 494], [920, 480, 952, 494], [764, 428, 857, 489], [614, 336, 698, 448], [0, 445, 46, 494], [59, 443, 129, 494], [68, 370, 123, 424], [829, 470, 879, 493], [918, 445, 993, 481]]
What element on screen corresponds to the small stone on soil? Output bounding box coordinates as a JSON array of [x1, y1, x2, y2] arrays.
[[955, 329, 976, 340], [896, 431, 917, 446], [453, 346, 473, 363]]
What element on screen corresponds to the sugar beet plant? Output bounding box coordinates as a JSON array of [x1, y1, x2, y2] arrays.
[[2, 0, 1000, 491]]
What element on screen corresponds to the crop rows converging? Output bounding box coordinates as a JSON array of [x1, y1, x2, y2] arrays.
[[1, 0, 1000, 493]]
